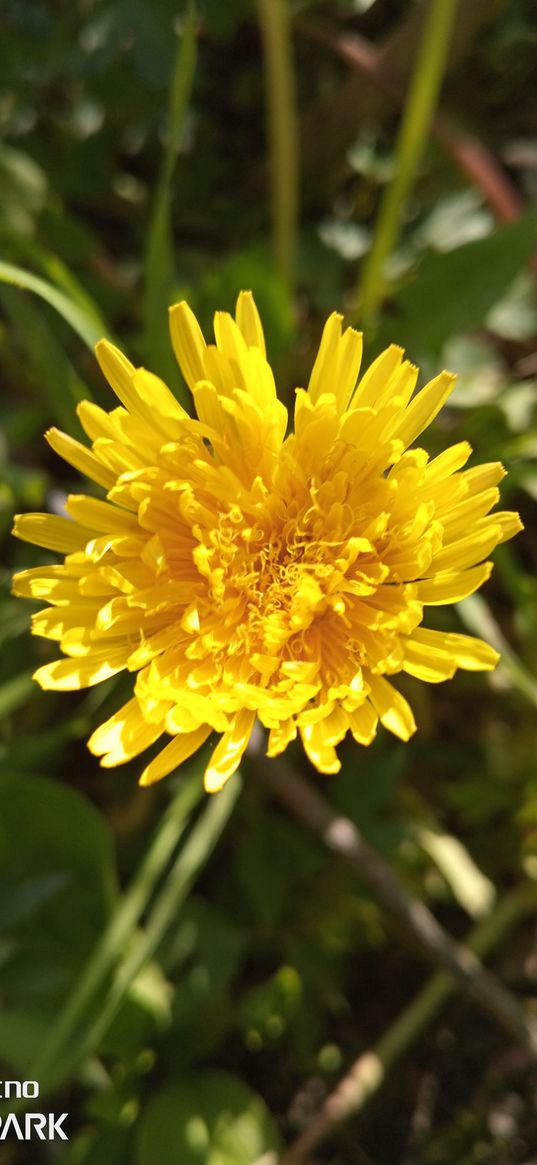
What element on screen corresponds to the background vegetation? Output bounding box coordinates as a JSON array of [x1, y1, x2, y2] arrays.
[[1, 1, 537, 1162]]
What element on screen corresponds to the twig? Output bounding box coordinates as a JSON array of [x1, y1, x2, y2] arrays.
[[256, 756, 537, 1059], [280, 881, 537, 1163]]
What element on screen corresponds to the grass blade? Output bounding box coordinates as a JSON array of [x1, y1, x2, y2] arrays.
[[0, 260, 109, 350]]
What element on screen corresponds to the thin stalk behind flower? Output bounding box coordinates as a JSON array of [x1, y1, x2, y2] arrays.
[[359, 0, 459, 326], [257, 0, 300, 290], [143, 3, 197, 395]]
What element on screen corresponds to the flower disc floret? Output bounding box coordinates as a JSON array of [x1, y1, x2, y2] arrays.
[[12, 293, 522, 790]]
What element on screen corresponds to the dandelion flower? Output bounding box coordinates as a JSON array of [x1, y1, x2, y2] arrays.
[[12, 294, 521, 790]]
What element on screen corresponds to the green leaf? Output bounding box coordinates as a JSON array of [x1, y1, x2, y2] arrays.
[[135, 1072, 282, 1165], [0, 773, 117, 1026], [392, 210, 537, 355], [240, 965, 302, 1050], [0, 259, 109, 350], [0, 287, 93, 431], [458, 593, 537, 710], [417, 827, 496, 919], [0, 1011, 50, 1076], [0, 670, 35, 719], [0, 142, 47, 236]]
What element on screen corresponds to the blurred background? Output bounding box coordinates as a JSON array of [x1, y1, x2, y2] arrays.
[[1, 1, 537, 1162]]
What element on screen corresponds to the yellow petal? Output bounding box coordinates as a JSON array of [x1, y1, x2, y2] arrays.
[[308, 313, 342, 404], [417, 562, 493, 605], [34, 646, 129, 690], [65, 495, 140, 534], [12, 564, 80, 600], [335, 325, 363, 411], [425, 441, 472, 482], [347, 701, 378, 745], [432, 524, 505, 573], [392, 371, 456, 449], [401, 637, 457, 683], [308, 313, 363, 413], [204, 709, 255, 792], [366, 673, 416, 741], [95, 340, 137, 409], [46, 428, 117, 490], [31, 604, 100, 641], [13, 513, 93, 554], [96, 341, 186, 434], [169, 300, 208, 390], [300, 718, 341, 773], [235, 290, 266, 355], [89, 698, 163, 766], [267, 718, 297, 756], [139, 725, 212, 786], [213, 311, 249, 374], [351, 344, 404, 409], [438, 487, 500, 535], [411, 628, 500, 672]]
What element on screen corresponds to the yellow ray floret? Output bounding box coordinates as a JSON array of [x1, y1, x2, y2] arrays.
[[12, 292, 522, 791]]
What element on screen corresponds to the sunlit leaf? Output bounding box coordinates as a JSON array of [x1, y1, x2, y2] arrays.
[[135, 1072, 281, 1165], [392, 210, 537, 354], [0, 260, 109, 349]]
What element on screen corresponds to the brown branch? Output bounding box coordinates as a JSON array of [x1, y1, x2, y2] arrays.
[[278, 881, 537, 1163], [256, 756, 537, 1060], [298, 22, 524, 226]]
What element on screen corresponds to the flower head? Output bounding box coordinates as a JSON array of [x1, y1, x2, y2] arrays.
[[13, 294, 521, 790]]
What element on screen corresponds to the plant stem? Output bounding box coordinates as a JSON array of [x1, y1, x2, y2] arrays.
[[281, 881, 537, 1162], [30, 765, 205, 1088], [57, 775, 241, 1084], [359, 0, 459, 326], [143, 3, 197, 394], [257, 0, 300, 291], [256, 755, 537, 1055], [298, 21, 523, 226]]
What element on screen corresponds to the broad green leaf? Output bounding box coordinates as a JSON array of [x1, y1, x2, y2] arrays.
[[392, 210, 537, 355], [135, 1072, 282, 1165], [0, 1011, 50, 1076], [0, 259, 109, 350], [0, 773, 117, 1031]]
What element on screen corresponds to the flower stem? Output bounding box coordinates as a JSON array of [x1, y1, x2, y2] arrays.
[[257, 0, 300, 292], [143, 3, 197, 394], [56, 775, 242, 1086], [29, 765, 205, 1089], [359, 0, 459, 327]]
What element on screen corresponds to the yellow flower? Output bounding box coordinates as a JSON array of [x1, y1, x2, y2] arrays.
[[12, 293, 521, 791]]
